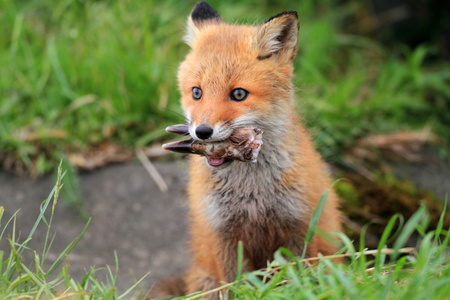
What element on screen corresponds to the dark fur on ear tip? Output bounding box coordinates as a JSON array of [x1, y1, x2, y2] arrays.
[[264, 10, 298, 26], [191, 1, 221, 22]]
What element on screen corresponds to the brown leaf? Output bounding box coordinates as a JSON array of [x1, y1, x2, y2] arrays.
[[345, 128, 437, 163], [68, 142, 132, 170]]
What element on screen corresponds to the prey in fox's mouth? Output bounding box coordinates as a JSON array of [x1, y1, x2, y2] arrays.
[[162, 124, 263, 167]]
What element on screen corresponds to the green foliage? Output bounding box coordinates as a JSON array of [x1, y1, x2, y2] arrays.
[[0, 0, 190, 173], [0, 0, 448, 173], [294, 5, 450, 159]]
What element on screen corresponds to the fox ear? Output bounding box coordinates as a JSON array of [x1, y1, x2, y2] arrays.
[[253, 11, 299, 60], [184, 1, 222, 47]]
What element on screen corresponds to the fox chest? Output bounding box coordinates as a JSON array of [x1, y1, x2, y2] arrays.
[[203, 158, 306, 237], [203, 169, 306, 268]]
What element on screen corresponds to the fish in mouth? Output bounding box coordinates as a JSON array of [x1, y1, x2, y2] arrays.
[[162, 124, 264, 167]]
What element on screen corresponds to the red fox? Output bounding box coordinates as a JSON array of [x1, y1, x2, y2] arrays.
[[153, 1, 342, 298]]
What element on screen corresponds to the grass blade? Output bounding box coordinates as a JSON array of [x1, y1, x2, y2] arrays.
[[393, 204, 427, 259], [302, 185, 333, 259], [46, 218, 91, 277]]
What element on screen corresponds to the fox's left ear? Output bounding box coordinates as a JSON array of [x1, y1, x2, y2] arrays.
[[253, 11, 299, 60], [184, 1, 222, 47]]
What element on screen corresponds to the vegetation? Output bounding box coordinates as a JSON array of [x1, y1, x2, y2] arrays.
[[1, 0, 448, 174]]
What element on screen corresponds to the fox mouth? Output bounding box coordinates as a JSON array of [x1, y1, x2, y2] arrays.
[[206, 157, 232, 168], [163, 125, 263, 167], [205, 132, 233, 168]]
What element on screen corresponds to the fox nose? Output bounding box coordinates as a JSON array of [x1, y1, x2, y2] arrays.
[[195, 125, 213, 140]]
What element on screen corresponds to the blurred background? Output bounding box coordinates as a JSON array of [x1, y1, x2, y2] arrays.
[[1, 0, 449, 175], [0, 0, 449, 294]]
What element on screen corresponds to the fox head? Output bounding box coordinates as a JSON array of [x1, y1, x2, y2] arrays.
[[178, 1, 299, 142]]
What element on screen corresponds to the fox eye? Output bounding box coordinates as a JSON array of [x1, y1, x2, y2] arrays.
[[192, 87, 202, 100], [230, 88, 249, 101]]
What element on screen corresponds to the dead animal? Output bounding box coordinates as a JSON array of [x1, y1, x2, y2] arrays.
[[162, 124, 263, 163]]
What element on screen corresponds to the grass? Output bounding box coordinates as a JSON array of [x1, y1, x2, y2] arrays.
[[0, 0, 449, 174], [2, 170, 448, 299]]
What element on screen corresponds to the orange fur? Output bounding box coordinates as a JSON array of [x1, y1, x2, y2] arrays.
[[155, 2, 343, 298]]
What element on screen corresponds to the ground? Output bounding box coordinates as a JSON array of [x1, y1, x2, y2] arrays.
[[0, 160, 190, 294]]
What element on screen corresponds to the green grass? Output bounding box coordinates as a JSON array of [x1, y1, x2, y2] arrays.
[[0, 0, 449, 174]]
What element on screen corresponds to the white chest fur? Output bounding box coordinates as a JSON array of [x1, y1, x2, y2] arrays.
[[203, 137, 307, 231]]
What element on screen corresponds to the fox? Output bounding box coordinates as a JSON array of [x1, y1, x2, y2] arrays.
[[152, 1, 342, 298]]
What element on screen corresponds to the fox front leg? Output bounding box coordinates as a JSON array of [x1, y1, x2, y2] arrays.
[[216, 239, 255, 283]]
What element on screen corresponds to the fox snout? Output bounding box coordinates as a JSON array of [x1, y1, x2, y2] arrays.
[[195, 124, 213, 140], [190, 122, 235, 142]]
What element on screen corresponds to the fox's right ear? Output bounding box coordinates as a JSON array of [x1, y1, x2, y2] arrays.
[[253, 11, 299, 60], [184, 1, 222, 47]]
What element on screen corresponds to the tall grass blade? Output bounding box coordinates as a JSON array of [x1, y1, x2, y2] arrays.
[[117, 272, 150, 300], [0, 207, 3, 226], [47, 38, 75, 98], [393, 204, 427, 259], [302, 185, 333, 259], [435, 195, 448, 243], [20, 162, 65, 256], [376, 214, 399, 270], [0, 211, 19, 242], [46, 218, 91, 277]]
